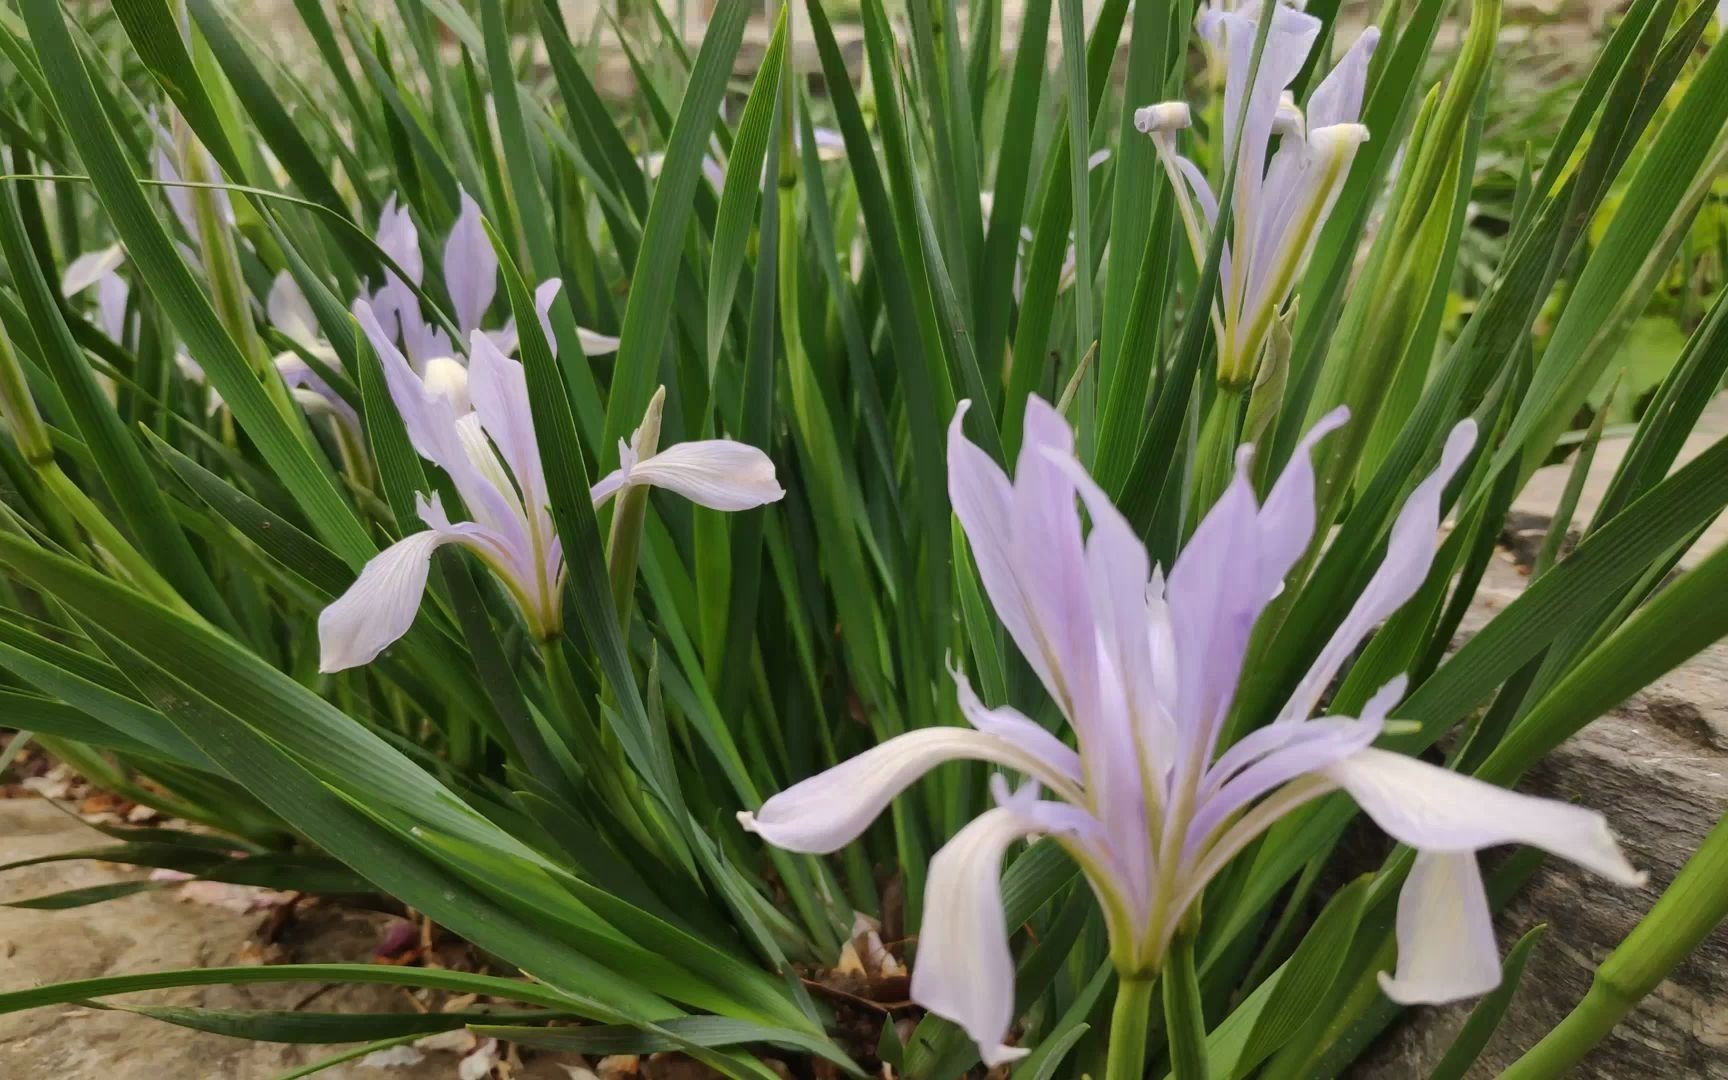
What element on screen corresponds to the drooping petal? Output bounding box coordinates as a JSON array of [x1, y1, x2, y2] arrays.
[[625, 440, 785, 510], [1278, 419, 1477, 725], [267, 270, 321, 348], [319, 530, 456, 672], [444, 191, 499, 334], [1324, 747, 1645, 885], [1305, 27, 1380, 130], [736, 728, 1083, 854], [1377, 851, 1499, 1004], [911, 811, 1030, 1067], [952, 665, 1083, 785], [912, 799, 1091, 1067], [414, 491, 520, 581], [62, 245, 126, 297]]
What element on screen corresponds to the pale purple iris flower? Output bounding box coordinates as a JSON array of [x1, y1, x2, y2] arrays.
[[58, 244, 351, 428], [740, 397, 1642, 1066], [318, 304, 785, 672], [1136, 2, 1376, 387], [368, 190, 620, 375], [81, 123, 356, 430]]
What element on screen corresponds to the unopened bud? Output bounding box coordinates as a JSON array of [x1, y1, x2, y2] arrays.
[[630, 385, 667, 463]]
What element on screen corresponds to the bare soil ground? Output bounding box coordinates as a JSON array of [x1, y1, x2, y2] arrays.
[[0, 799, 589, 1079]]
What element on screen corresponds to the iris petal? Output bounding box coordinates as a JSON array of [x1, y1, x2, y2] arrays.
[[1378, 851, 1500, 1004]]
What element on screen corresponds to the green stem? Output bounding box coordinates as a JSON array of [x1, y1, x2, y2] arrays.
[[536, 635, 662, 858], [1188, 384, 1245, 531], [1107, 975, 1156, 1080], [1162, 930, 1209, 1080], [1501, 812, 1728, 1080]]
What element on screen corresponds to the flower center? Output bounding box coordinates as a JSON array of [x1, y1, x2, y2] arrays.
[[422, 356, 471, 414]]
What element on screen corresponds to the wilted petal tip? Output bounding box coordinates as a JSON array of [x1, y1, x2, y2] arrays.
[[1135, 102, 1192, 134]]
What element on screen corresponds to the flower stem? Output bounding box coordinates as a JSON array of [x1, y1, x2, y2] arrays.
[[1162, 929, 1209, 1080], [536, 635, 664, 858], [1189, 384, 1245, 530], [1501, 812, 1728, 1079], [1107, 975, 1156, 1080]]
